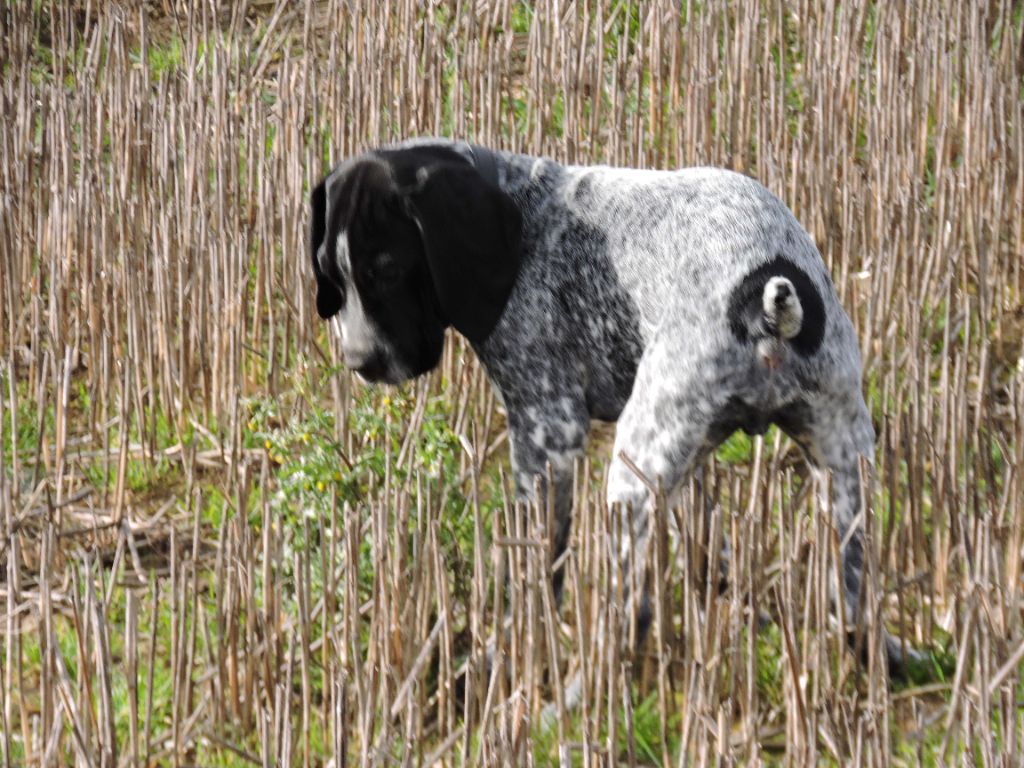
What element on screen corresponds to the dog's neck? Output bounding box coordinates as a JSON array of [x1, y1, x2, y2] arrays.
[[467, 144, 501, 188]]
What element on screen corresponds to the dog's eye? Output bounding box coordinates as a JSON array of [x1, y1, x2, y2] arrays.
[[369, 253, 401, 287]]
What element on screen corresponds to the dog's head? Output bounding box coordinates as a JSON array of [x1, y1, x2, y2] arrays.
[[309, 145, 522, 384]]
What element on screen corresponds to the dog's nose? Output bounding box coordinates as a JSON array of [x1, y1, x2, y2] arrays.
[[351, 350, 388, 382]]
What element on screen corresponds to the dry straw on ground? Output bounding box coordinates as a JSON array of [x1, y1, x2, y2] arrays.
[[1, 0, 1022, 765]]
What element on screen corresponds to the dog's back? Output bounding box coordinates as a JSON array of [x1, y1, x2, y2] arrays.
[[481, 153, 855, 422]]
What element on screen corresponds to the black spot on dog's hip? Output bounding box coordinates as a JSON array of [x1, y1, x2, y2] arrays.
[[726, 255, 826, 357]]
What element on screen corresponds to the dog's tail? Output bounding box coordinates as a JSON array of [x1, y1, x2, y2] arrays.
[[727, 257, 825, 359], [761, 275, 803, 340]]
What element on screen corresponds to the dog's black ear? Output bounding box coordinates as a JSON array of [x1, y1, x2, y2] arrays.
[[310, 177, 342, 319], [407, 164, 522, 343]]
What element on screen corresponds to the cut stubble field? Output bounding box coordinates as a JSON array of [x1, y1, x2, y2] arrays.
[[1, 1, 1022, 765]]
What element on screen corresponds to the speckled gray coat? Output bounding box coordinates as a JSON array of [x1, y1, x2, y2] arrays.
[[316, 138, 918, 675], [428, 141, 909, 669]]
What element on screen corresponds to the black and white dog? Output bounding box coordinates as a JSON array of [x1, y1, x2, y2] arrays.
[[309, 138, 918, 675]]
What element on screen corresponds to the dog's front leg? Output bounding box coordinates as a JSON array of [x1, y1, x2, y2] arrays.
[[504, 394, 589, 602]]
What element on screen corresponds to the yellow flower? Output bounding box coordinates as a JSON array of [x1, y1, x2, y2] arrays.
[[302, 432, 311, 444], [264, 439, 272, 450], [382, 396, 391, 408], [316, 481, 325, 492]]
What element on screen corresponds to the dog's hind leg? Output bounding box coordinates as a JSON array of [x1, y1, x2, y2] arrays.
[[787, 384, 923, 677], [606, 404, 719, 652], [539, 332, 737, 723], [610, 333, 734, 632]]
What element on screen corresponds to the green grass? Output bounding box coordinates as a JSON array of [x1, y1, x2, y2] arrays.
[[716, 429, 755, 465], [532, 687, 681, 766], [134, 38, 183, 78]]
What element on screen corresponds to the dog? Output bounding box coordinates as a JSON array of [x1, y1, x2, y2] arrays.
[[309, 138, 919, 677]]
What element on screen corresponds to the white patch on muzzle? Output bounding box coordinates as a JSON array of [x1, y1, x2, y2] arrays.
[[332, 229, 380, 369]]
